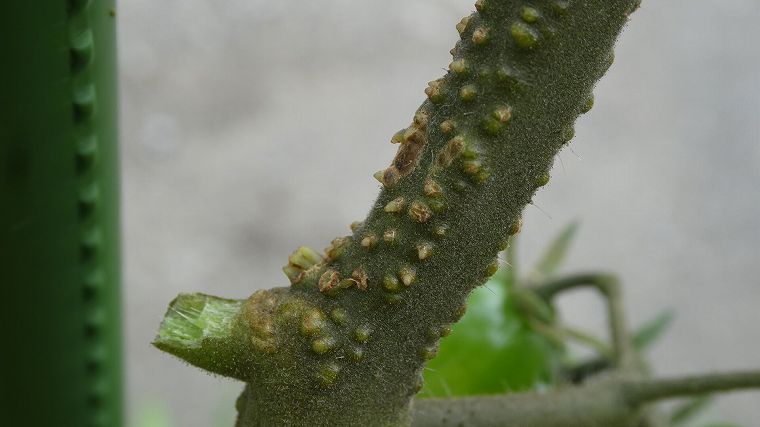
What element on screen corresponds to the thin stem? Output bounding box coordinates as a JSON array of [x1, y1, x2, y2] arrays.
[[413, 370, 760, 427], [560, 325, 613, 358], [625, 370, 760, 405], [534, 273, 635, 371], [529, 318, 612, 357]]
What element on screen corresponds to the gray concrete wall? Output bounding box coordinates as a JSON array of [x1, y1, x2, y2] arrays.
[[119, 1, 760, 425]]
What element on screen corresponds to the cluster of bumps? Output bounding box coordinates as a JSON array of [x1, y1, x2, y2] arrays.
[[250, 0, 595, 389]]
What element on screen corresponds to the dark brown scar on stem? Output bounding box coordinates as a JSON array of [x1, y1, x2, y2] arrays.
[[384, 127, 428, 186]]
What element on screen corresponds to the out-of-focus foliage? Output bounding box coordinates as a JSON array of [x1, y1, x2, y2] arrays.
[[420, 225, 581, 397]]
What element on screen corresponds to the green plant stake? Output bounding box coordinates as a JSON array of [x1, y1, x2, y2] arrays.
[[0, 2, 122, 426]]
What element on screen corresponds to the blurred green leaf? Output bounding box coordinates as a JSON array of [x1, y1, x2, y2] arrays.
[[420, 263, 561, 397], [670, 394, 711, 425], [530, 222, 579, 281], [133, 401, 172, 427], [633, 310, 675, 351]]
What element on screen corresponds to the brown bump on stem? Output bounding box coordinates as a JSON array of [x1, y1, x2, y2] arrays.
[[324, 236, 350, 261], [350, 221, 363, 232], [474, 0, 485, 13], [420, 344, 439, 360], [438, 136, 465, 167], [463, 161, 490, 183], [300, 309, 327, 337], [287, 246, 322, 269], [472, 27, 489, 45], [283, 246, 324, 285], [390, 128, 406, 144], [383, 228, 397, 244], [399, 266, 416, 286], [241, 291, 279, 354], [409, 200, 433, 223], [459, 84, 478, 102], [508, 217, 523, 235], [463, 159, 482, 176], [449, 59, 469, 75], [351, 267, 369, 291], [417, 242, 434, 260], [318, 269, 341, 294], [485, 257, 499, 277], [424, 179, 443, 198], [493, 105, 512, 124], [384, 196, 406, 213], [456, 16, 471, 36], [382, 167, 401, 187], [433, 224, 448, 238], [394, 127, 428, 176], [414, 109, 429, 129], [373, 170, 386, 185], [380, 125, 428, 188], [425, 78, 445, 103], [440, 120, 456, 134], [480, 105, 512, 135], [361, 233, 378, 250]]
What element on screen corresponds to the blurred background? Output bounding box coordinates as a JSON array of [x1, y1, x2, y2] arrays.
[[119, 0, 760, 425]]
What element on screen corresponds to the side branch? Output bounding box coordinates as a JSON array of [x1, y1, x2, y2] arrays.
[[625, 370, 760, 405], [153, 293, 253, 380], [533, 273, 635, 370], [412, 370, 760, 427]]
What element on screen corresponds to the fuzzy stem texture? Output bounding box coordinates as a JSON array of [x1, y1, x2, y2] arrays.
[[155, 0, 640, 425]]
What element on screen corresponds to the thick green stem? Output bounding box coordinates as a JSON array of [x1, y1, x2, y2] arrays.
[[155, 0, 639, 425], [1, 2, 122, 426]]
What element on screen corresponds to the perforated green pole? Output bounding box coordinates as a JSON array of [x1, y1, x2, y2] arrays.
[[0, 1, 122, 426]]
